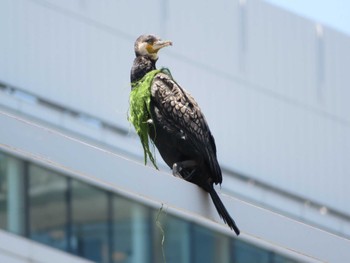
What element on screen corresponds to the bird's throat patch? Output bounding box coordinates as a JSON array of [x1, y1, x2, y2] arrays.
[[146, 44, 157, 53]]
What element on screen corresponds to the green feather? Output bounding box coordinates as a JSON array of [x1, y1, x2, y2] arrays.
[[129, 69, 170, 169]]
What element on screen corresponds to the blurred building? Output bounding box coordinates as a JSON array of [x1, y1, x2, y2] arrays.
[[1, 0, 350, 262]]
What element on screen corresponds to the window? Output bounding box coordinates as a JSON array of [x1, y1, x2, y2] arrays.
[[112, 195, 151, 263], [0, 153, 25, 235], [0, 153, 8, 230], [0, 151, 303, 263], [29, 164, 68, 251], [192, 224, 230, 263], [153, 213, 191, 263], [71, 179, 109, 263], [232, 239, 271, 263]]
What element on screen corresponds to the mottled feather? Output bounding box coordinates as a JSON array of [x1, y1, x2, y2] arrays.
[[150, 72, 222, 184]]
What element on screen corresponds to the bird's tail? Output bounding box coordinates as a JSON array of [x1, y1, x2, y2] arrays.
[[209, 187, 240, 235]]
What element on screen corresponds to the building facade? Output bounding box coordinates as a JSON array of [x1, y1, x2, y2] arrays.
[[1, 0, 350, 262]]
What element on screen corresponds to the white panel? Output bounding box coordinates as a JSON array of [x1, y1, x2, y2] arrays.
[[0, 254, 24, 263], [165, 54, 350, 214], [0, 0, 162, 130]]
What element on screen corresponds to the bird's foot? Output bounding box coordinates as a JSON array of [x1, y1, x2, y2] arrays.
[[172, 160, 197, 179], [181, 168, 197, 181], [172, 163, 183, 178]]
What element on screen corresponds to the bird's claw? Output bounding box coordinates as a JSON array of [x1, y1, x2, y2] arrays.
[[172, 163, 183, 177]]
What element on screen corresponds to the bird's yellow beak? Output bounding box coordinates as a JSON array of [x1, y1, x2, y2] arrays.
[[147, 40, 172, 54]]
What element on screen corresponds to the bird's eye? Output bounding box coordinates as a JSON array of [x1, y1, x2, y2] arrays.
[[146, 38, 153, 44]]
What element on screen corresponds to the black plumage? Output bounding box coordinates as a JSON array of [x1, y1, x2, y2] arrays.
[[130, 34, 240, 235]]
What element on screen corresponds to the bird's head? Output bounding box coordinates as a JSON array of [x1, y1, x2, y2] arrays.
[[134, 34, 172, 60]]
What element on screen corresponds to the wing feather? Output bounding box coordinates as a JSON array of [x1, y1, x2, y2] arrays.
[[151, 72, 222, 184]]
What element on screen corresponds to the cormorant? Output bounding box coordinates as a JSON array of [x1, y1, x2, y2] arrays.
[[130, 34, 240, 235]]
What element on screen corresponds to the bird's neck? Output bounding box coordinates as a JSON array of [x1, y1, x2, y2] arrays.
[[130, 56, 157, 84]]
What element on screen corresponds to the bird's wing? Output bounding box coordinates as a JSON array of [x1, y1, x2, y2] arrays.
[[151, 72, 222, 184]]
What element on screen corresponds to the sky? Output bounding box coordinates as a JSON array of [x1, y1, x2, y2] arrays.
[[264, 0, 350, 36]]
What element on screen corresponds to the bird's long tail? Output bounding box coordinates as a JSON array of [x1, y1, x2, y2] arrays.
[[209, 187, 240, 235]]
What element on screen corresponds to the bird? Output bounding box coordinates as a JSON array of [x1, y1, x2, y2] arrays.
[[129, 34, 240, 235]]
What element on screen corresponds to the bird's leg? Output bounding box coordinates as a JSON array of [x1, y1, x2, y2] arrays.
[[181, 167, 198, 181], [172, 160, 197, 179]]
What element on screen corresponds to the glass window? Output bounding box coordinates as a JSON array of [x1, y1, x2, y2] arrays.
[[232, 239, 271, 263], [71, 179, 109, 263], [112, 195, 151, 263], [153, 212, 191, 263], [29, 164, 68, 251], [192, 224, 230, 263], [0, 153, 25, 235], [0, 153, 8, 230], [0, 151, 303, 263]]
